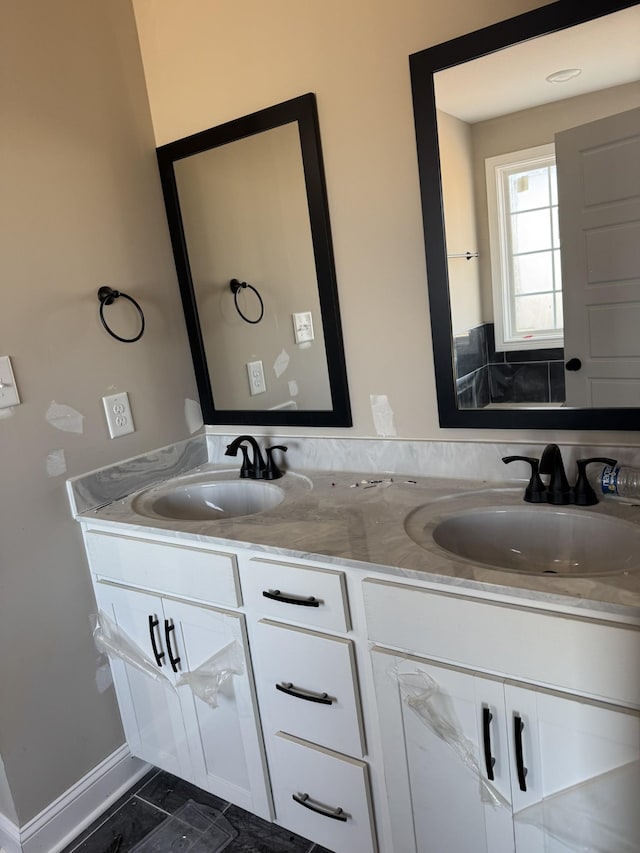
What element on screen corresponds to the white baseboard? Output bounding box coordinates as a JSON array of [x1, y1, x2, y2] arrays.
[[0, 809, 21, 853], [2, 746, 150, 853]]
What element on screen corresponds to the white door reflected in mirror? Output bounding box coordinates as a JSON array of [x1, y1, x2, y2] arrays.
[[557, 107, 640, 407]]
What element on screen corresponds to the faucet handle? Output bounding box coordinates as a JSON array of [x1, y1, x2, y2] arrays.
[[264, 445, 288, 480], [502, 456, 547, 503], [574, 457, 617, 506]]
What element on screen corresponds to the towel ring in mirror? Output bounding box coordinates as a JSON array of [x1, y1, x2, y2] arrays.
[[230, 279, 264, 324]]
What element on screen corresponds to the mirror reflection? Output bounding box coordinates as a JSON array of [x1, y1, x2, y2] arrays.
[[174, 122, 332, 412], [157, 94, 351, 427], [437, 5, 639, 410], [410, 1, 640, 429]]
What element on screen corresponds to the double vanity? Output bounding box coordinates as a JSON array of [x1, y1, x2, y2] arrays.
[[68, 436, 640, 852]]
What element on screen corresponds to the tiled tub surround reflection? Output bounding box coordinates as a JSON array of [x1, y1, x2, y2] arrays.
[[68, 434, 640, 617], [454, 322, 565, 408]]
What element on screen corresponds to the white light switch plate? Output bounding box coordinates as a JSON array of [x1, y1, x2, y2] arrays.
[[102, 392, 135, 438], [0, 356, 20, 408], [292, 312, 314, 343]]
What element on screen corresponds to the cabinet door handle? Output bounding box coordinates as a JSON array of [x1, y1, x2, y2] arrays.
[[262, 589, 320, 607], [276, 682, 334, 705], [292, 792, 348, 822], [514, 714, 528, 792], [148, 615, 164, 667], [164, 619, 181, 672], [482, 706, 495, 781]]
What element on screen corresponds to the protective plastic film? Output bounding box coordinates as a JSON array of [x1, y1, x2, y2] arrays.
[[176, 641, 244, 709], [395, 668, 508, 809], [514, 760, 640, 852], [92, 611, 243, 708], [93, 610, 170, 683], [131, 799, 237, 852]]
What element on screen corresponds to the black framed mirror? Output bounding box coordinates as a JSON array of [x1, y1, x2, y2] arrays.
[[157, 93, 352, 427], [410, 0, 640, 429]]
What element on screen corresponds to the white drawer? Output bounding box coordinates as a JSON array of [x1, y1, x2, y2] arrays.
[[241, 557, 351, 632], [254, 619, 365, 757], [84, 531, 241, 608], [363, 578, 640, 708], [270, 733, 377, 853]]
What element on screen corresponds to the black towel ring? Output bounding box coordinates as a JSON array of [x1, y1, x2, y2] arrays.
[[230, 279, 264, 324], [97, 286, 145, 343]]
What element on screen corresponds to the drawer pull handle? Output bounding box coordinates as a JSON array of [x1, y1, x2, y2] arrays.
[[514, 714, 528, 792], [276, 682, 334, 705], [148, 615, 164, 667], [292, 792, 348, 822], [164, 619, 181, 673], [482, 706, 495, 781], [263, 589, 320, 607]]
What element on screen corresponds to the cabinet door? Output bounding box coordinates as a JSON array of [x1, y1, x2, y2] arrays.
[[371, 648, 515, 853], [506, 684, 640, 853], [167, 599, 271, 820], [94, 582, 192, 779]]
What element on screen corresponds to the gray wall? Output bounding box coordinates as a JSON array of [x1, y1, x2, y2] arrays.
[[0, 758, 17, 826], [1, 0, 197, 825]]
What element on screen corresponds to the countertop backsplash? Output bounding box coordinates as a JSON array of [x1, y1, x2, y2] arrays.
[[68, 431, 640, 517], [206, 432, 640, 484]]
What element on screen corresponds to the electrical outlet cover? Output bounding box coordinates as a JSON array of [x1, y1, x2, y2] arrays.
[[246, 360, 266, 395], [102, 392, 135, 438]]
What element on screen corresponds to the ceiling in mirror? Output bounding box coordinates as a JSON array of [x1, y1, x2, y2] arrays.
[[410, 0, 640, 430], [435, 8, 638, 122], [157, 94, 352, 427]]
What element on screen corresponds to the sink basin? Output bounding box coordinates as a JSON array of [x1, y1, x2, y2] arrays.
[[132, 477, 285, 521], [405, 491, 640, 576]]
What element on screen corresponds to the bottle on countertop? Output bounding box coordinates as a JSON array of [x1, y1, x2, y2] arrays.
[[595, 464, 640, 500]]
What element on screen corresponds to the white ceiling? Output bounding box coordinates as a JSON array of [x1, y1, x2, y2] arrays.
[[434, 5, 640, 124]]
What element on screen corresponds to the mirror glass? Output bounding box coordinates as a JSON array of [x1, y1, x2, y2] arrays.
[[410, 1, 640, 429], [157, 94, 351, 427]]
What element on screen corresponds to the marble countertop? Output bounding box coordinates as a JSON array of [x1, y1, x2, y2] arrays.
[[73, 460, 640, 622]]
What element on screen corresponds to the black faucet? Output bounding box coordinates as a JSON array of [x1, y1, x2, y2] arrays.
[[224, 435, 287, 480], [225, 435, 266, 479], [539, 444, 572, 505], [503, 446, 616, 505]]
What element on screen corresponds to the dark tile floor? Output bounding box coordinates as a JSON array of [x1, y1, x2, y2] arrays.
[[60, 768, 333, 853]]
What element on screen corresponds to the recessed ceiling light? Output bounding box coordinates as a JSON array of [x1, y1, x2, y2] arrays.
[[546, 68, 582, 84]]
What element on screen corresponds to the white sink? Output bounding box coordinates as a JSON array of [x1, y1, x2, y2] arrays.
[[132, 477, 285, 521], [405, 490, 640, 576]]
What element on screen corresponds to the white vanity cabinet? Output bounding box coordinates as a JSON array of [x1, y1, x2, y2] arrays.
[[239, 556, 378, 853], [76, 509, 640, 853], [365, 578, 640, 853], [82, 529, 271, 820]]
